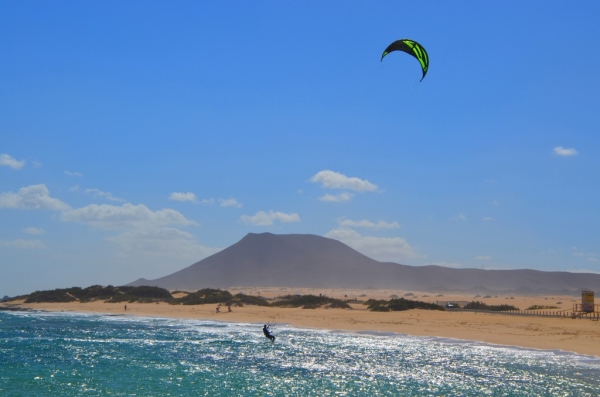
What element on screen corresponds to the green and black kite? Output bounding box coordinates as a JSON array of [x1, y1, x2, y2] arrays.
[[381, 39, 429, 82]]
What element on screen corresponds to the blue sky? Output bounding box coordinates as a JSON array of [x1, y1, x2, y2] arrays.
[[2, 1, 599, 297]]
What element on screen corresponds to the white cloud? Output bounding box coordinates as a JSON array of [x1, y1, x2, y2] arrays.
[[106, 227, 221, 261], [572, 247, 598, 263], [570, 268, 600, 274], [60, 203, 196, 230], [310, 170, 377, 192], [219, 198, 242, 208], [482, 217, 494, 222], [325, 228, 422, 263], [23, 227, 45, 235], [0, 239, 45, 249], [475, 255, 492, 261], [449, 213, 467, 221], [170, 192, 197, 202], [337, 218, 400, 229], [0, 153, 26, 170], [423, 261, 463, 269], [319, 193, 354, 202], [170, 194, 241, 207], [553, 146, 578, 157], [85, 188, 125, 202], [241, 210, 300, 226], [0, 184, 70, 211], [64, 170, 83, 177], [0, 183, 215, 264]]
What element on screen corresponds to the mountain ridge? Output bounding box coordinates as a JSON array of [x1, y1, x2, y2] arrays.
[[128, 232, 600, 293]]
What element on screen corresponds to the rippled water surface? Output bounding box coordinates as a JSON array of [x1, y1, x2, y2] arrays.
[[1, 311, 599, 396]]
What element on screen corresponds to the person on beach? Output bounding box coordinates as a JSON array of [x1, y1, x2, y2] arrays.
[[263, 324, 275, 343], [216, 306, 220, 313]]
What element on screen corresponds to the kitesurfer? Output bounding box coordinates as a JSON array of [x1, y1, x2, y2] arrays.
[[263, 324, 275, 343]]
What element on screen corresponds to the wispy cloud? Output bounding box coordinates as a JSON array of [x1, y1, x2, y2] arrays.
[[570, 268, 600, 274], [23, 227, 45, 235], [449, 213, 467, 222], [318, 193, 353, 202], [337, 218, 400, 229], [170, 192, 197, 202], [482, 217, 494, 222], [572, 247, 598, 262], [170, 194, 242, 208], [0, 184, 70, 211], [475, 255, 492, 261], [85, 188, 125, 202], [310, 170, 377, 192], [60, 203, 196, 230], [325, 228, 422, 263], [241, 210, 300, 226], [0, 239, 45, 249], [64, 170, 83, 177], [0, 153, 26, 170], [423, 261, 463, 269], [106, 227, 221, 262], [1, 182, 218, 264], [553, 146, 578, 157], [219, 198, 242, 208], [59, 201, 206, 260]]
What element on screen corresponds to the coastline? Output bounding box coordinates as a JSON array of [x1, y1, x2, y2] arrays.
[[3, 288, 600, 358]]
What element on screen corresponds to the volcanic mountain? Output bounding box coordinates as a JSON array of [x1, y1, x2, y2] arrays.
[[128, 233, 600, 293]]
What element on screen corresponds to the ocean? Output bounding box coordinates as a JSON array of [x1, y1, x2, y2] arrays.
[[1, 311, 599, 396]]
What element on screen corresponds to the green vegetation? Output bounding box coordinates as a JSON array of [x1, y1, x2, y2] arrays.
[[225, 293, 270, 307], [12, 286, 273, 307], [526, 305, 559, 310], [23, 289, 78, 303], [365, 298, 444, 312], [172, 289, 232, 305], [463, 301, 519, 311], [12, 287, 449, 312], [271, 294, 351, 309], [20, 285, 173, 304]]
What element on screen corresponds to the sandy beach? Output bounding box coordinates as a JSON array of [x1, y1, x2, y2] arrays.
[[3, 287, 600, 358]]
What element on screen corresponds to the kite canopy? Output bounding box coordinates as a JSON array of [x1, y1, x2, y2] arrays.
[[381, 39, 429, 82]]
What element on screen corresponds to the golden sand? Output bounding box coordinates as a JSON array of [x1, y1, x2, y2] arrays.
[[3, 287, 599, 357]]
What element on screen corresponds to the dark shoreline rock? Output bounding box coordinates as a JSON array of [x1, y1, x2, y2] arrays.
[[0, 305, 33, 312]]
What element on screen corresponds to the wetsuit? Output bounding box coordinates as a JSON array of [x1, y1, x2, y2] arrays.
[[263, 325, 275, 342]]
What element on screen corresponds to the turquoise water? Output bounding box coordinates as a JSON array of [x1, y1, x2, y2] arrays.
[[1, 311, 599, 396]]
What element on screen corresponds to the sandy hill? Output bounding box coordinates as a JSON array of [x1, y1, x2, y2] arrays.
[[128, 233, 600, 293]]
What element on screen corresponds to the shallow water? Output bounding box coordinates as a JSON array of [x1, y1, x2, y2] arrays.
[[1, 311, 599, 396]]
